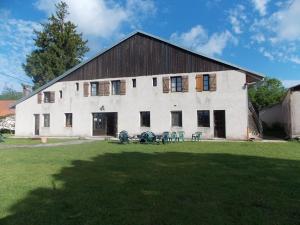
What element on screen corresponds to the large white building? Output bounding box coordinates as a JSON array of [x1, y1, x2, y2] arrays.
[[13, 31, 263, 139]]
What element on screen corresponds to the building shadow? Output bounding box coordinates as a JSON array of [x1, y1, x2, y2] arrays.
[[1, 152, 300, 225]]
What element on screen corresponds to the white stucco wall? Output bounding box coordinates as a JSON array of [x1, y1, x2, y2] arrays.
[[259, 104, 283, 127], [291, 91, 300, 137], [15, 70, 249, 139]]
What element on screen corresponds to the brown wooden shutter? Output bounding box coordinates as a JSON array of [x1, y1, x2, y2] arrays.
[[195, 74, 203, 92], [99, 81, 105, 96], [50, 92, 55, 103], [37, 92, 42, 104], [83, 82, 89, 97], [163, 77, 170, 93], [209, 74, 217, 91], [120, 80, 126, 95], [104, 81, 110, 96], [182, 76, 189, 92]]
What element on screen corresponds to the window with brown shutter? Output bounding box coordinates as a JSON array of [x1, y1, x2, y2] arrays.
[[83, 82, 89, 97], [50, 92, 55, 103], [195, 74, 203, 92], [37, 92, 42, 104], [120, 80, 126, 95], [99, 81, 105, 96], [182, 76, 189, 92], [104, 81, 110, 96], [162, 77, 170, 93], [209, 74, 217, 91]]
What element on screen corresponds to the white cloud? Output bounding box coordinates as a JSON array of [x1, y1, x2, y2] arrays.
[[0, 17, 40, 91], [251, 0, 270, 16], [228, 4, 247, 34], [282, 80, 300, 88], [170, 25, 237, 57], [35, 0, 156, 38]]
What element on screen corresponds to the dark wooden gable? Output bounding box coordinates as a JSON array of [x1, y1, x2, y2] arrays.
[[60, 33, 248, 82]]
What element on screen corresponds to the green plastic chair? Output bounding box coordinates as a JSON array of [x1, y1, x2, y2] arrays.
[[162, 131, 170, 144], [171, 131, 179, 142], [0, 133, 4, 143], [192, 132, 202, 141], [178, 131, 185, 142]]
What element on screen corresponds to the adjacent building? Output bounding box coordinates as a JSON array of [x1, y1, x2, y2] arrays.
[[260, 84, 300, 138], [13, 31, 264, 139], [0, 100, 15, 132]]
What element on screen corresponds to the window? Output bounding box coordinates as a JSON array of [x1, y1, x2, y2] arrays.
[[171, 76, 182, 92], [197, 110, 210, 127], [91, 82, 98, 96], [76, 83, 79, 91], [140, 111, 150, 127], [65, 113, 72, 127], [153, 77, 157, 87], [112, 80, 121, 95], [203, 74, 210, 91], [171, 111, 182, 127], [43, 114, 50, 127], [44, 92, 55, 103], [59, 90, 62, 99], [132, 79, 136, 88]]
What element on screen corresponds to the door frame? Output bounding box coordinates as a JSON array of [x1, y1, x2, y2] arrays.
[[214, 110, 226, 138], [92, 112, 118, 137]]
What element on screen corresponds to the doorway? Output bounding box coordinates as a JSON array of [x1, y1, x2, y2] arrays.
[[214, 110, 226, 138], [34, 114, 40, 136], [92, 113, 118, 136]]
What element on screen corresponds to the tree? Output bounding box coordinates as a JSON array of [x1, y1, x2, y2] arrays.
[[249, 77, 286, 110], [0, 87, 23, 100], [23, 1, 89, 89]]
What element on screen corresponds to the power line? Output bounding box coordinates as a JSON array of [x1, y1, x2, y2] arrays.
[[0, 72, 32, 85]]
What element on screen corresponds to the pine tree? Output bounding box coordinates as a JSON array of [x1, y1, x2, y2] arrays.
[[23, 1, 89, 89]]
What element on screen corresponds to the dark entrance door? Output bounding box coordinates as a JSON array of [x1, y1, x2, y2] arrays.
[[34, 114, 40, 136], [92, 113, 118, 136], [214, 110, 226, 138]]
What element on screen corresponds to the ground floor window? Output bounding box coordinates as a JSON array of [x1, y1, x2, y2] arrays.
[[140, 111, 150, 127], [197, 110, 210, 127], [43, 114, 50, 127], [65, 113, 73, 127], [171, 111, 182, 127]]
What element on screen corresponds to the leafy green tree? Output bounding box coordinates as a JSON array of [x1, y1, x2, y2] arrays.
[[0, 87, 23, 100], [249, 77, 286, 110], [23, 1, 89, 89]]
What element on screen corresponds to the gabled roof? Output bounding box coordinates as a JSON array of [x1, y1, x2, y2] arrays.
[[0, 100, 15, 116], [13, 30, 265, 107], [289, 83, 300, 91]]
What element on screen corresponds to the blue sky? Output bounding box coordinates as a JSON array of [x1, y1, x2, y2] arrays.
[[0, 0, 300, 92]]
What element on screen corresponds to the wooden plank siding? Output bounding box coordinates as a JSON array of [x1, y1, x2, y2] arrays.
[[61, 33, 254, 82]]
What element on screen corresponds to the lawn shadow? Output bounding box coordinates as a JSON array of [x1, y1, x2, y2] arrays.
[[1, 152, 300, 225]]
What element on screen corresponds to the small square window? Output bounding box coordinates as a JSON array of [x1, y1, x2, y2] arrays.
[[43, 114, 50, 127], [171, 76, 182, 92], [203, 75, 210, 91], [132, 79, 136, 88], [112, 80, 121, 95], [197, 110, 210, 127], [65, 113, 72, 127], [171, 111, 182, 127], [140, 111, 150, 127], [153, 77, 157, 87]]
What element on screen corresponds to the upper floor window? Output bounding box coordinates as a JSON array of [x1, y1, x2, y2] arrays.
[[59, 90, 62, 99], [112, 80, 121, 95], [140, 111, 150, 127], [65, 113, 73, 127], [171, 76, 182, 92], [43, 114, 50, 127], [197, 110, 210, 127], [153, 77, 157, 87], [203, 74, 210, 91], [91, 82, 98, 96], [132, 79, 136, 88], [44, 91, 55, 103], [171, 111, 182, 127], [76, 83, 79, 91]]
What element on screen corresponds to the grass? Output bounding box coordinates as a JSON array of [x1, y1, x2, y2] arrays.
[[0, 141, 300, 225], [0, 136, 74, 145]]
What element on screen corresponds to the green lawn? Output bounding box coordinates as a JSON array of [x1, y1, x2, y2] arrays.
[[0, 141, 300, 225], [0, 136, 74, 145]]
